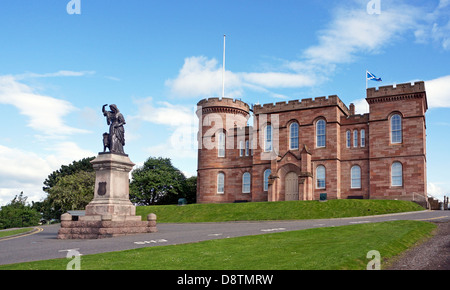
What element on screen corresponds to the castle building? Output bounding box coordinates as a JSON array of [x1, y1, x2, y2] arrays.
[[196, 81, 428, 204]]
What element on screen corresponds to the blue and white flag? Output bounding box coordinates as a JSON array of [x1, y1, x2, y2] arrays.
[[366, 71, 382, 82]]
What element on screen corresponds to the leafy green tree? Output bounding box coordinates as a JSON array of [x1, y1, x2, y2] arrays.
[[43, 157, 95, 193], [184, 176, 197, 204], [130, 157, 188, 205], [46, 170, 95, 215], [0, 192, 41, 229], [38, 157, 95, 220]]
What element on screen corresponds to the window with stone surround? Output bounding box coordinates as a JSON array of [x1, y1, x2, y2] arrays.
[[391, 162, 403, 187], [346, 130, 351, 148], [316, 119, 326, 148], [217, 172, 225, 194], [242, 172, 251, 193], [353, 130, 358, 147], [391, 114, 402, 144], [361, 129, 366, 147], [290, 122, 299, 150], [316, 165, 326, 189], [264, 124, 273, 152], [351, 165, 361, 188], [218, 132, 225, 157], [264, 169, 271, 191]]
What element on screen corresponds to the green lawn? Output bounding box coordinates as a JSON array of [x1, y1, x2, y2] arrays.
[[0, 221, 435, 270], [0, 228, 34, 238], [136, 199, 425, 223]]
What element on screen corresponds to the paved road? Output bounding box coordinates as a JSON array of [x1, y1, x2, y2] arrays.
[[1, 210, 449, 266]]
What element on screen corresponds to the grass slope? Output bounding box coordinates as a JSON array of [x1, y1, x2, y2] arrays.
[[0, 221, 435, 270], [136, 199, 425, 223]]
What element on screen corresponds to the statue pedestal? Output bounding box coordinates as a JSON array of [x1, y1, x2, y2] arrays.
[[58, 153, 157, 239]]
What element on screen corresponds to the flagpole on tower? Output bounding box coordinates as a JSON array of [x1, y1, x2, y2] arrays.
[[222, 34, 226, 99], [365, 70, 368, 90]]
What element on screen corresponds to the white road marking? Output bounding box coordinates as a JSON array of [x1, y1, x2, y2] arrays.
[[208, 233, 223, 236], [349, 221, 370, 224], [134, 239, 168, 245], [260, 228, 286, 232]]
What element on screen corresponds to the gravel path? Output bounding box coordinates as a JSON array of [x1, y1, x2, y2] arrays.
[[388, 222, 450, 270]]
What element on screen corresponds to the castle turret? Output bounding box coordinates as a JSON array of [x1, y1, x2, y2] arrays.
[[196, 98, 252, 203]]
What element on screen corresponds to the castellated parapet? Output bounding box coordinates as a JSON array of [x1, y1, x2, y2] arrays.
[[253, 95, 350, 115], [366, 81, 428, 108], [197, 97, 250, 117]]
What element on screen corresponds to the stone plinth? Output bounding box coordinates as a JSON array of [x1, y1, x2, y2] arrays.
[[58, 153, 157, 239], [57, 212, 157, 239]]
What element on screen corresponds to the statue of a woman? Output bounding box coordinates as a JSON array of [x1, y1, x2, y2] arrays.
[[102, 104, 126, 154]]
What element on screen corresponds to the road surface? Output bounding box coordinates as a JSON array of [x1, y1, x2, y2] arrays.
[[1, 210, 449, 266]]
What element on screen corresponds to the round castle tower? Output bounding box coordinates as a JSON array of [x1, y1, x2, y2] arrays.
[[196, 97, 251, 203]]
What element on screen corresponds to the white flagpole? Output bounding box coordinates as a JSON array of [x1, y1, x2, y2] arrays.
[[222, 34, 226, 99], [365, 70, 368, 90]]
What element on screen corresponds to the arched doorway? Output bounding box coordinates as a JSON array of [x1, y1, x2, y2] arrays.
[[285, 172, 298, 201]]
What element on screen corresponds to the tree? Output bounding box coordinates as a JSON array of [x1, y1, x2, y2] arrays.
[[46, 171, 95, 215], [38, 157, 95, 220], [43, 157, 95, 193], [130, 157, 187, 205], [0, 192, 41, 229], [184, 176, 197, 204]]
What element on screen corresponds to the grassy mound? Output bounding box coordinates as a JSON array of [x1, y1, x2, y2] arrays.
[[136, 199, 425, 223]]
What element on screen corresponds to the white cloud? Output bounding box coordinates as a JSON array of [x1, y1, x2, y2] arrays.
[[14, 70, 95, 80], [0, 142, 96, 206], [425, 75, 450, 108], [0, 75, 90, 137], [414, 0, 450, 50], [165, 56, 322, 99], [427, 182, 448, 202], [165, 56, 243, 98], [131, 97, 198, 160], [240, 72, 317, 88], [302, 2, 420, 67]]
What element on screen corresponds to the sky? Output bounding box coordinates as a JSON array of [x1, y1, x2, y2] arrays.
[[1, 0, 450, 205]]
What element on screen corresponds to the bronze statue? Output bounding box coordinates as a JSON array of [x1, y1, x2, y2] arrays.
[[102, 104, 126, 154]]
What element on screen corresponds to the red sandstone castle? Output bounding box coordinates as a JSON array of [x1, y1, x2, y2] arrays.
[[196, 81, 428, 204]]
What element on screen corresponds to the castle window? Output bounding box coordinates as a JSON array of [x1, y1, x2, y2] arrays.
[[264, 125, 273, 152], [290, 122, 299, 150], [346, 130, 351, 148], [245, 140, 249, 156], [217, 172, 225, 194], [391, 114, 402, 144], [218, 132, 225, 157], [353, 130, 358, 148], [351, 165, 361, 189], [239, 141, 244, 157], [361, 129, 366, 147], [263, 169, 271, 191], [391, 162, 403, 187], [316, 120, 326, 148], [242, 172, 251, 193], [316, 165, 326, 189]]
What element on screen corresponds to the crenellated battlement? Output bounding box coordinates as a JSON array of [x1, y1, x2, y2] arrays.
[[366, 81, 425, 98], [197, 97, 250, 117], [253, 95, 349, 115], [366, 81, 427, 110]]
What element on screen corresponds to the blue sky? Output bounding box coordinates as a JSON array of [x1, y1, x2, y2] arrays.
[[1, 0, 450, 205]]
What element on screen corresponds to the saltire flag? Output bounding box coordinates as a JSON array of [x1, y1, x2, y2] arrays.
[[367, 71, 382, 82]]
